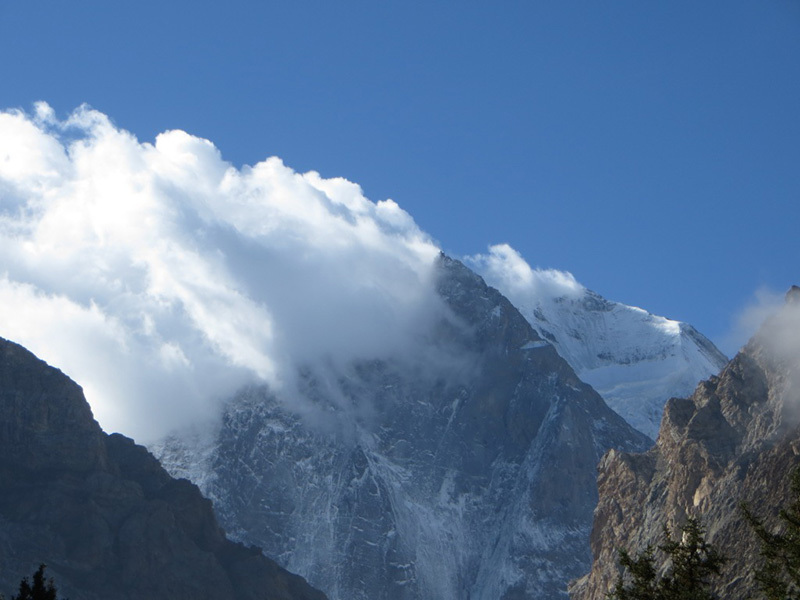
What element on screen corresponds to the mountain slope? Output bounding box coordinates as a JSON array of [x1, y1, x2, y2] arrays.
[[0, 337, 326, 600], [570, 287, 800, 600], [469, 250, 728, 438], [525, 289, 728, 438], [157, 254, 651, 600]]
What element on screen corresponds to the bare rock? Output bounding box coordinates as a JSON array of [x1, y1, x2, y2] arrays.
[[0, 337, 326, 600], [571, 291, 800, 600]]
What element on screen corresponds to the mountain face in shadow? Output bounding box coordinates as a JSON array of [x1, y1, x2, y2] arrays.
[[0, 337, 326, 600], [158, 255, 652, 599]]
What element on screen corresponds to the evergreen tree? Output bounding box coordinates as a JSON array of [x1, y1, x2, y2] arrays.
[[11, 565, 59, 600], [609, 545, 659, 600], [743, 466, 800, 600], [658, 518, 725, 600], [609, 517, 725, 600]]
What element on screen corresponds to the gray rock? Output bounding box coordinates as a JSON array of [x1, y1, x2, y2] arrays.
[[570, 290, 800, 600]]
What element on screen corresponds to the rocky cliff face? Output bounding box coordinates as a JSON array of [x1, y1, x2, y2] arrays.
[[157, 255, 651, 600], [570, 289, 800, 600], [0, 337, 326, 600]]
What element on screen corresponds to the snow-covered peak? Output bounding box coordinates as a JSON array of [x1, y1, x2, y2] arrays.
[[468, 245, 728, 438]]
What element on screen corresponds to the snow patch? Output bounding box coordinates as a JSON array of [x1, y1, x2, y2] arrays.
[[521, 340, 549, 350]]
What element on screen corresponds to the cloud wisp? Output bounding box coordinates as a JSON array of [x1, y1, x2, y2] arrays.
[[756, 289, 800, 364], [721, 286, 787, 356], [0, 103, 442, 442], [465, 243, 585, 306], [748, 287, 800, 425]]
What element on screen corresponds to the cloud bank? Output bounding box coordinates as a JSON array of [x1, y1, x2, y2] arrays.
[[0, 103, 442, 441]]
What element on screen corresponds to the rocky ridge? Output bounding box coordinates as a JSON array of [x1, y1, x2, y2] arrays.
[[570, 288, 800, 600], [0, 337, 326, 600]]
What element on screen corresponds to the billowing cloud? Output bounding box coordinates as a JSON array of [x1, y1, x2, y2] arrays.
[[0, 103, 442, 442], [465, 243, 584, 305]]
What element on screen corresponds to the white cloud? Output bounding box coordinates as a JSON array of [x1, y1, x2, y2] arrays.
[[747, 290, 800, 422], [0, 103, 443, 442], [756, 292, 800, 361], [465, 243, 584, 304]]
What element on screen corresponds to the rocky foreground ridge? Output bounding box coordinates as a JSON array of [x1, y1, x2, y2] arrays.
[[0, 337, 326, 600], [570, 287, 800, 599]]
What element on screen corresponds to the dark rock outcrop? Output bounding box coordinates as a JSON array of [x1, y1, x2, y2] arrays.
[[570, 290, 800, 600], [0, 337, 326, 600]]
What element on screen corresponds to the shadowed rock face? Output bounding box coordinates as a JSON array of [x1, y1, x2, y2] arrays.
[[570, 293, 800, 600], [158, 255, 651, 600], [0, 338, 326, 600]]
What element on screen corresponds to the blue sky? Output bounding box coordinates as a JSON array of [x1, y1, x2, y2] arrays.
[[1, 1, 798, 352]]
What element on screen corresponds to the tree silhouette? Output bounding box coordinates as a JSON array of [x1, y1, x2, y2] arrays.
[[10, 565, 59, 600]]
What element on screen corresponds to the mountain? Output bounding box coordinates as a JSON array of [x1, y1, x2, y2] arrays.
[[0, 337, 326, 600], [524, 290, 727, 439], [570, 286, 800, 600], [156, 254, 651, 600], [472, 262, 728, 439]]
